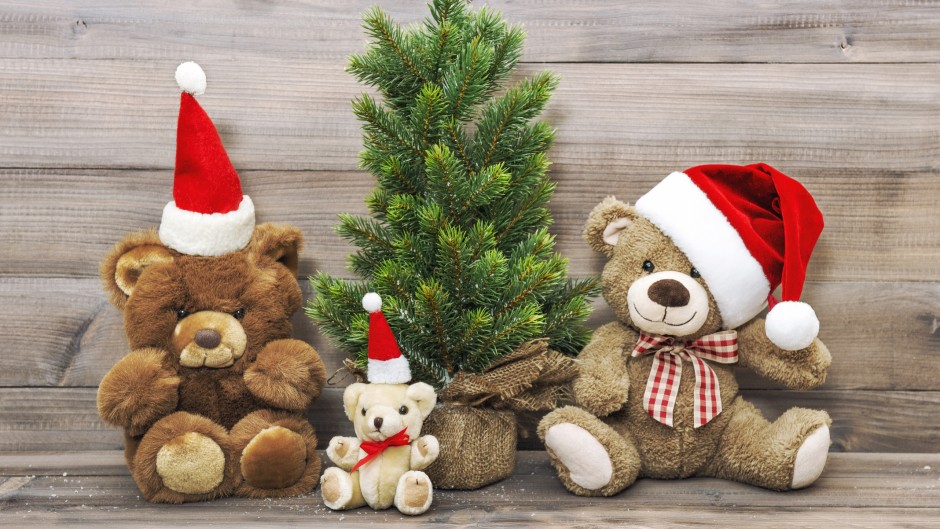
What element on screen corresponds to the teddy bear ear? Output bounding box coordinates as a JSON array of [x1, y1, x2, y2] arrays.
[[342, 382, 368, 421], [584, 196, 639, 256], [249, 223, 303, 276], [405, 382, 438, 419], [100, 230, 174, 309]]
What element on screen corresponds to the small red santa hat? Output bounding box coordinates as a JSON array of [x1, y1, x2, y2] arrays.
[[158, 62, 255, 257], [634, 163, 824, 351], [362, 293, 412, 384]]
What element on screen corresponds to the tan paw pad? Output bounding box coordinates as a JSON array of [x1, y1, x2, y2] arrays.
[[155, 432, 225, 495], [240, 426, 307, 490]]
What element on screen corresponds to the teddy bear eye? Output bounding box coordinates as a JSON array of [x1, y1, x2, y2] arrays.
[[399, 405, 409, 415], [361, 407, 367, 416], [690, 267, 701, 279], [642, 260, 655, 272], [233, 308, 245, 319], [175, 309, 189, 320]]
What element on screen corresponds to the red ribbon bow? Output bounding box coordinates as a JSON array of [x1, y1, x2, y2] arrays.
[[632, 331, 739, 428], [350, 428, 410, 472]]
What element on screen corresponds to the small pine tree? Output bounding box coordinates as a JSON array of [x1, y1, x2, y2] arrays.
[[308, 0, 599, 388]]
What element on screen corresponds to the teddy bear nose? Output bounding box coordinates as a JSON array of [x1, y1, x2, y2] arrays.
[[373, 417, 384, 429], [194, 328, 222, 349], [647, 279, 690, 308]]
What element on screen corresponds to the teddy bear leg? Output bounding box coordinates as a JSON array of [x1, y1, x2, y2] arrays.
[[537, 406, 641, 497], [131, 411, 237, 503], [703, 397, 831, 490], [230, 409, 321, 498], [394, 470, 433, 515], [321, 467, 366, 510]]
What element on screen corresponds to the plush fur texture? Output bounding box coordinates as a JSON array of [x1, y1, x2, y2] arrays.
[[322, 382, 438, 516], [538, 197, 832, 496], [97, 224, 326, 503]]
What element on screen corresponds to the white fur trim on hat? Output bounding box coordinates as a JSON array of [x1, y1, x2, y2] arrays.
[[367, 355, 412, 384], [176, 61, 206, 95], [635, 172, 770, 329], [765, 301, 819, 351], [159, 195, 255, 256]]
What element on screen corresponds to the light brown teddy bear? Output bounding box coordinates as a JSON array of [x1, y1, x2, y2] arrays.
[[321, 294, 439, 516], [538, 164, 833, 495], [96, 63, 326, 503]]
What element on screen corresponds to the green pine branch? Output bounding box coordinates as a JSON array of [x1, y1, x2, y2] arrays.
[[309, 0, 598, 388]]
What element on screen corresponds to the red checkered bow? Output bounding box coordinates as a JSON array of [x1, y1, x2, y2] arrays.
[[632, 331, 739, 428]]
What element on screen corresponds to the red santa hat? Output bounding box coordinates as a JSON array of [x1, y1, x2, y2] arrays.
[[158, 62, 255, 257], [634, 163, 824, 351], [362, 293, 412, 384]]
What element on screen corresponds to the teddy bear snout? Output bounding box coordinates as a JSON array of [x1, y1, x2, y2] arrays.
[[627, 271, 710, 337], [373, 416, 384, 429], [172, 311, 248, 368]]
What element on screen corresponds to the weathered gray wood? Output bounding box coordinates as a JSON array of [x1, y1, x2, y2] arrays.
[[1, 387, 938, 453], [1, 277, 937, 392], [2, 1, 939, 63], [3, 167, 939, 282], [0, 452, 937, 528], [0, 61, 937, 174]]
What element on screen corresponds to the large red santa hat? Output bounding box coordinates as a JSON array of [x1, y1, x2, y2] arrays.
[[634, 163, 824, 351], [362, 293, 412, 384], [158, 62, 255, 257]]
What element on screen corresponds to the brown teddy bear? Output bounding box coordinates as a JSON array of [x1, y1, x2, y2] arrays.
[[96, 63, 326, 503], [320, 294, 439, 516], [538, 164, 833, 495]]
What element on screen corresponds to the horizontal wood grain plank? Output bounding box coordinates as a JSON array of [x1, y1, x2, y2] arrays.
[[2, 167, 939, 281], [1, 387, 937, 453], [0, 453, 938, 528], [1, 277, 937, 391], [2, 1, 939, 63], [0, 61, 936, 173]]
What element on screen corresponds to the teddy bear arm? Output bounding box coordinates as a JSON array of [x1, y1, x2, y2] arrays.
[[96, 348, 180, 436], [244, 338, 327, 410], [327, 436, 362, 469], [737, 319, 832, 390], [573, 322, 635, 416], [409, 435, 440, 470]]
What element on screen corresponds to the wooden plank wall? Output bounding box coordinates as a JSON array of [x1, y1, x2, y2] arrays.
[[0, 1, 938, 453]]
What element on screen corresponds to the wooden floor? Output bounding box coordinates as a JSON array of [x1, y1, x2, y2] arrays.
[[0, 452, 937, 528]]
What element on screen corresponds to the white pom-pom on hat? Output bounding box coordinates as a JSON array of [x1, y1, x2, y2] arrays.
[[765, 301, 819, 351], [362, 292, 383, 313], [175, 61, 206, 95]]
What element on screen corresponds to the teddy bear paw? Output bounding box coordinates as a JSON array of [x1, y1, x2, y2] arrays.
[[791, 425, 830, 489], [155, 432, 226, 495], [394, 470, 433, 515], [321, 467, 354, 510], [413, 435, 440, 468], [544, 422, 613, 491], [240, 426, 307, 490]]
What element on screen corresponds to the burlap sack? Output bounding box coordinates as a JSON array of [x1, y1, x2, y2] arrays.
[[422, 340, 578, 490], [423, 404, 517, 489]]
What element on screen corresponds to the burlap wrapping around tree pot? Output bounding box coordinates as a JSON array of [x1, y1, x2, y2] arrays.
[[422, 340, 578, 490], [423, 405, 517, 489]]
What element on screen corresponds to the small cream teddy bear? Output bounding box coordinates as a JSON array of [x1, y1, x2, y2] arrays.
[[320, 294, 439, 515]]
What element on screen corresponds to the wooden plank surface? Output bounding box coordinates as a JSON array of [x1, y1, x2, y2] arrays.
[[2, 277, 937, 392], [2, 1, 940, 63], [3, 167, 940, 282], [0, 452, 937, 527], [0, 61, 937, 174], [1, 386, 938, 453]]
